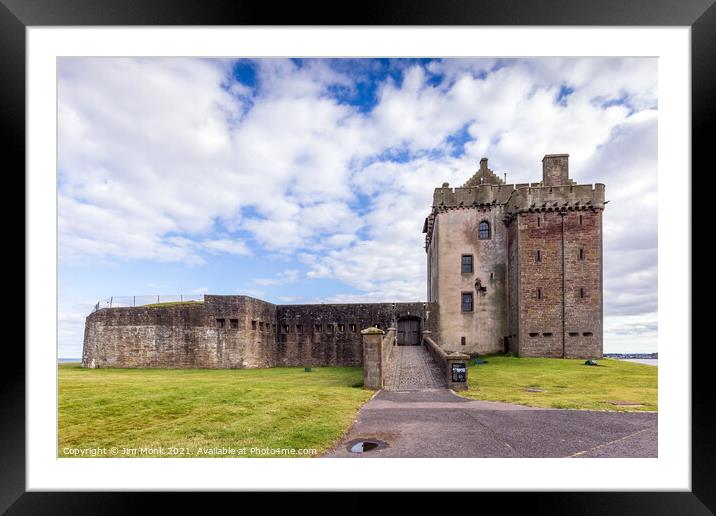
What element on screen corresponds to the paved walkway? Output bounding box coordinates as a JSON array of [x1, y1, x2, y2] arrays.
[[324, 389, 657, 458], [383, 345, 446, 391]]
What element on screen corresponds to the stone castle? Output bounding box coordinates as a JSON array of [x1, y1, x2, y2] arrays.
[[82, 154, 605, 369]]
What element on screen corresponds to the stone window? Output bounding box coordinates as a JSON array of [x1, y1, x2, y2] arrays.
[[230, 319, 239, 329], [314, 324, 322, 332], [535, 250, 542, 263], [583, 332, 593, 337], [272, 324, 276, 332], [461, 292, 473, 312], [326, 324, 334, 333], [461, 336, 466, 346], [569, 332, 579, 336], [579, 248, 585, 260], [251, 320, 256, 330], [529, 332, 539, 337], [259, 321, 264, 331], [338, 324, 345, 333], [349, 324, 357, 332], [461, 254, 473, 273], [478, 220, 491, 240], [282, 324, 289, 333], [537, 288, 542, 300], [579, 215, 583, 225], [542, 332, 553, 337], [217, 318, 226, 329], [580, 288, 585, 299], [296, 324, 303, 333]]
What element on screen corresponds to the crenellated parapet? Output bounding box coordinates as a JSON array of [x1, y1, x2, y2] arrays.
[[503, 183, 605, 224]]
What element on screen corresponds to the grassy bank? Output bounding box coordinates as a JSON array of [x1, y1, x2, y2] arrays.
[[459, 355, 657, 412], [58, 363, 372, 457]]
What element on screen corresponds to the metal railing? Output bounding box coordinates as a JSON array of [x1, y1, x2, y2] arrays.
[[93, 294, 205, 312]]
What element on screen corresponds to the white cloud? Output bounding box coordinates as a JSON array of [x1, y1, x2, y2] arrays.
[[59, 57, 658, 350], [255, 269, 300, 286]]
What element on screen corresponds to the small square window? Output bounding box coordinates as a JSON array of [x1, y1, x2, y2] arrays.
[[296, 324, 303, 333], [230, 319, 239, 329], [461, 292, 473, 312], [314, 324, 322, 332], [217, 318, 226, 329], [349, 324, 357, 332], [461, 255, 473, 273], [338, 324, 345, 333]]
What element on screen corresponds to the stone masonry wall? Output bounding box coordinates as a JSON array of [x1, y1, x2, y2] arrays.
[[275, 302, 428, 367], [82, 297, 433, 369], [563, 210, 603, 358], [515, 211, 565, 357]]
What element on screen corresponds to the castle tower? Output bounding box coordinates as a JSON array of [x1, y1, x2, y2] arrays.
[[424, 154, 605, 358]]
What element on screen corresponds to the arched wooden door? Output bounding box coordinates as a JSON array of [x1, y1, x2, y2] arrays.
[[397, 317, 421, 346]]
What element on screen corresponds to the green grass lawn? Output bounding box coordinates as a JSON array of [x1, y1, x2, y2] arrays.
[[459, 355, 657, 412], [58, 363, 372, 458], [141, 300, 203, 308]]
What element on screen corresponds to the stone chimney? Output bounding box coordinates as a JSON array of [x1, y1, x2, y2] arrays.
[[542, 154, 569, 186]]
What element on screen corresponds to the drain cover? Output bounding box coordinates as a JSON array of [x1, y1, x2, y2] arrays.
[[347, 439, 387, 453]]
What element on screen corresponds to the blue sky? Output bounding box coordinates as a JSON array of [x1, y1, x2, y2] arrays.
[[58, 57, 658, 357]]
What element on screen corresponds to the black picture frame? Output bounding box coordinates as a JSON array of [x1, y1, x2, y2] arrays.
[[4, 0, 710, 513]]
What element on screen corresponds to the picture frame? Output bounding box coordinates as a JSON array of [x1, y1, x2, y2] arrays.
[[5, 0, 709, 512]]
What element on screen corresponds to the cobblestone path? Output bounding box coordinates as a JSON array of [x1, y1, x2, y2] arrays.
[[383, 345, 446, 391]]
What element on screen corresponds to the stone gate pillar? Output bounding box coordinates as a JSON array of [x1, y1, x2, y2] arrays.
[[361, 327, 385, 390]]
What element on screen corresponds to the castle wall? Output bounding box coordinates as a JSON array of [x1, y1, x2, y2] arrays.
[[509, 209, 604, 359], [82, 296, 277, 369], [514, 212, 565, 357], [275, 302, 430, 366], [507, 219, 520, 354], [433, 205, 508, 354], [82, 297, 435, 369], [563, 210, 603, 358]]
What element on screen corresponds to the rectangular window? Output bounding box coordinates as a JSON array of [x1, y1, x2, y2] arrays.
[[537, 216, 541, 227], [535, 250, 541, 263], [282, 324, 289, 333], [230, 319, 238, 329], [296, 324, 303, 333], [326, 324, 334, 333], [349, 324, 357, 332], [259, 321, 264, 331], [251, 320, 256, 330], [579, 215, 583, 225], [338, 324, 345, 333], [537, 288, 542, 300], [461, 336, 466, 346], [579, 248, 584, 260], [461, 292, 473, 312], [272, 324, 276, 333], [461, 254, 473, 273], [217, 318, 226, 329], [314, 324, 322, 332], [580, 288, 585, 299]]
